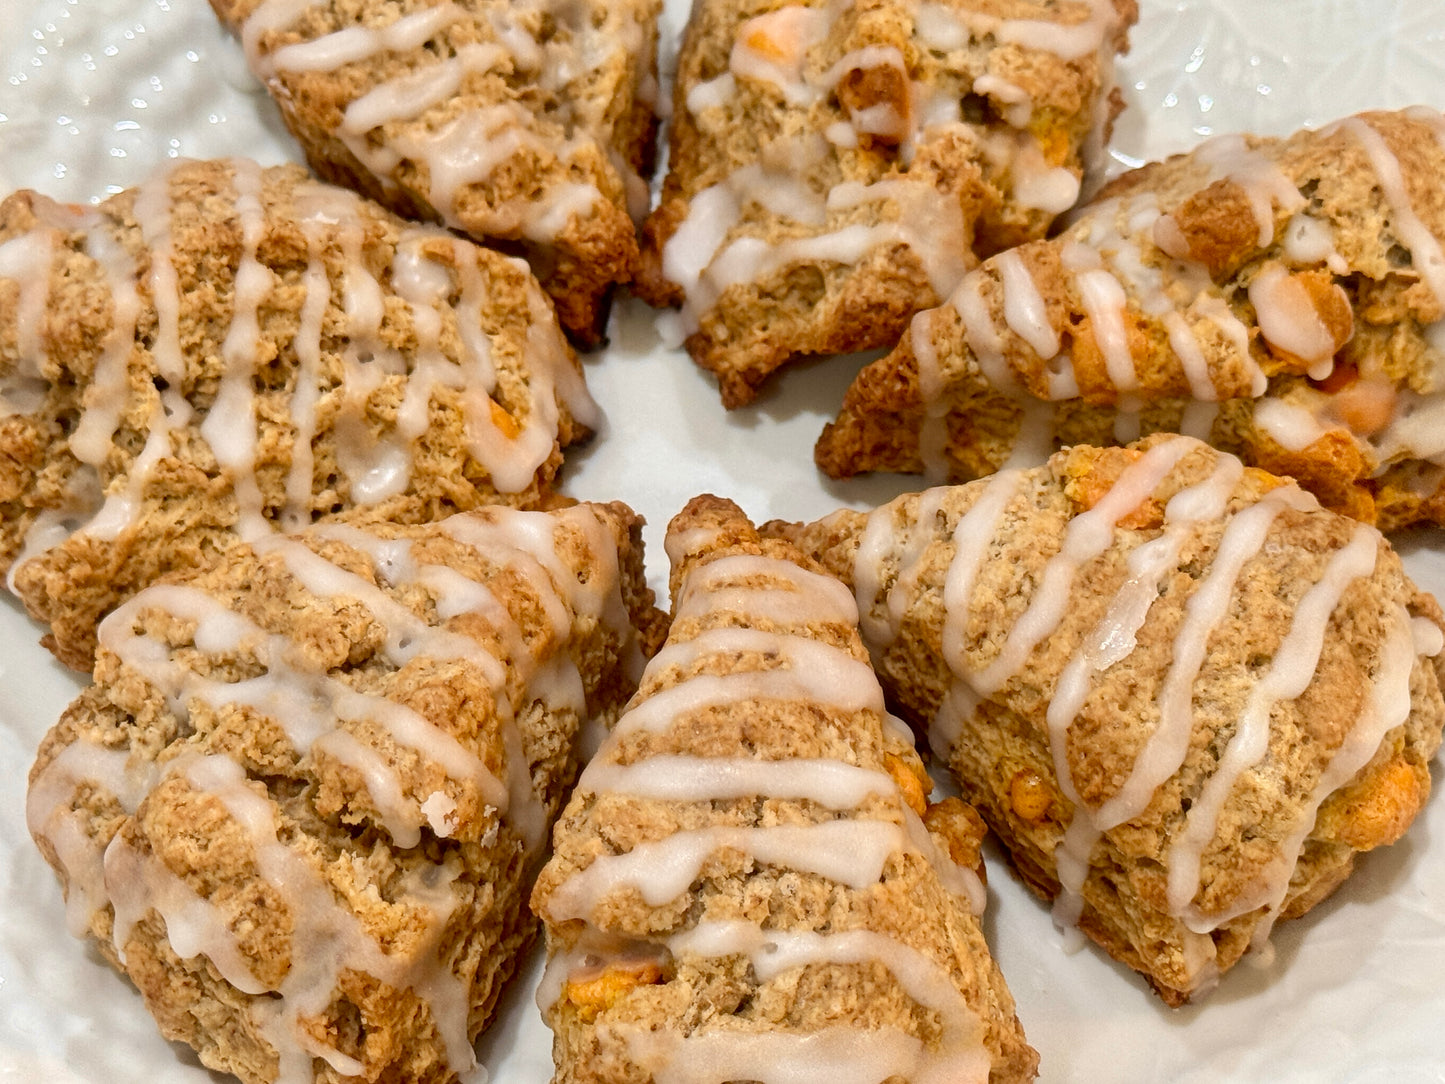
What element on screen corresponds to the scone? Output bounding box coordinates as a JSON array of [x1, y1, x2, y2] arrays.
[[0, 156, 599, 669], [26, 501, 665, 1084], [816, 107, 1445, 530], [213, 0, 662, 344], [774, 435, 1445, 1004], [636, 0, 1138, 406], [531, 495, 1038, 1083]]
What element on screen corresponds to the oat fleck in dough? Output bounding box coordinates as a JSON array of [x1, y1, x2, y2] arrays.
[[533, 495, 1037, 1083], [818, 106, 1445, 530], [26, 502, 665, 1084], [637, 0, 1138, 407], [0, 157, 599, 670], [211, 0, 663, 344], [774, 435, 1445, 1004]]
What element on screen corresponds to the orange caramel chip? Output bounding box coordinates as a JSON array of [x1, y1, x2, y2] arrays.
[[885, 752, 930, 817], [1062, 446, 1166, 529], [489, 397, 522, 439], [924, 796, 989, 879], [1008, 769, 1054, 824], [565, 960, 666, 1024]]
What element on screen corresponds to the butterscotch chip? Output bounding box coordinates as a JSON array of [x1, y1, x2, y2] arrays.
[[209, 0, 662, 344], [27, 502, 663, 1084], [0, 157, 598, 669], [816, 107, 1445, 531], [637, 0, 1137, 407], [777, 435, 1445, 1005], [532, 495, 1037, 1083]]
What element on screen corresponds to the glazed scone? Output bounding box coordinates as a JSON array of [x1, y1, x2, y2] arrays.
[[774, 436, 1445, 1004], [26, 501, 665, 1084], [213, 0, 662, 344], [637, 0, 1137, 407], [816, 107, 1445, 530], [531, 496, 1038, 1083], [0, 157, 599, 670]]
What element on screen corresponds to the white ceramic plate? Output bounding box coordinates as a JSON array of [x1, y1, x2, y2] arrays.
[[2, 2, 1444, 1081]]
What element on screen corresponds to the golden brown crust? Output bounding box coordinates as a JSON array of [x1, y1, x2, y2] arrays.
[[533, 495, 1037, 1083], [0, 158, 598, 669], [209, 0, 662, 345], [639, 0, 1137, 406], [779, 437, 1445, 1003], [817, 107, 1445, 531], [27, 502, 662, 1084]]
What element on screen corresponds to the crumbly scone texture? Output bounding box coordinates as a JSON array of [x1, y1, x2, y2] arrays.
[[637, 0, 1137, 407], [775, 437, 1445, 1004], [210, 0, 662, 345], [0, 157, 599, 670], [532, 495, 1037, 1084], [816, 107, 1445, 530], [27, 502, 664, 1084]]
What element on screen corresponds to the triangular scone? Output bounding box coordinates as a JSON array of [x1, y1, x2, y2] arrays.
[[212, 0, 661, 344], [0, 157, 600, 669], [817, 107, 1445, 530], [776, 435, 1445, 1004], [635, 0, 1137, 407], [26, 501, 664, 1084], [531, 495, 1038, 1083]]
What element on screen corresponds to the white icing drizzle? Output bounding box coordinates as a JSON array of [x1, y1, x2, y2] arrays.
[[676, 551, 861, 624], [728, 5, 831, 106], [664, 154, 969, 336], [850, 439, 1416, 973], [1192, 134, 1305, 249], [1166, 524, 1382, 923], [579, 756, 897, 809], [270, 4, 465, 75], [68, 217, 143, 469], [279, 220, 331, 532], [612, 921, 991, 1084], [204, 158, 272, 541], [1334, 115, 1445, 307], [540, 535, 993, 1081], [30, 504, 641, 1080], [1253, 397, 1331, 453], [2, 160, 597, 602], [1076, 267, 1138, 393], [240, 0, 642, 245], [1243, 601, 1416, 953], [104, 753, 473, 1081], [662, 0, 1127, 339], [1247, 262, 1338, 369], [25, 739, 153, 938], [621, 628, 885, 737], [859, 487, 951, 652], [1043, 453, 1244, 925], [1283, 213, 1349, 275], [0, 230, 57, 390], [994, 248, 1059, 361], [936, 470, 1024, 678], [912, 309, 955, 481], [994, 0, 1117, 62], [960, 438, 1196, 696], [546, 820, 912, 920]]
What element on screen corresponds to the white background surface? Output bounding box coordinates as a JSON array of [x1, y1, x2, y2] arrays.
[[2, 1, 1445, 1081]]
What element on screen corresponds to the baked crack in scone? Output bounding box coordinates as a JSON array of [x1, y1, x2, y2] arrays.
[[531, 495, 1038, 1082], [636, 0, 1138, 407], [817, 107, 1445, 530], [212, 0, 662, 344], [774, 436, 1445, 1004], [26, 502, 664, 1084], [0, 157, 599, 670]]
